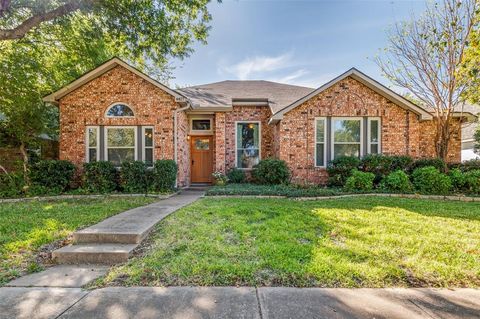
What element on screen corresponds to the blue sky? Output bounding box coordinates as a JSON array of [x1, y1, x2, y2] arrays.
[[171, 0, 428, 89]]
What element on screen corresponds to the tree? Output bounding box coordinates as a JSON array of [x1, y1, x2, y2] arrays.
[[0, 0, 212, 68], [375, 0, 478, 160], [460, 9, 480, 104]]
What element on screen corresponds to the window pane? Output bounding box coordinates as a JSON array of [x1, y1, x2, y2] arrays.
[[237, 123, 259, 148], [237, 149, 259, 169], [370, 120, 379, 143], [144, 128, 153, 147], [88, 128, 97, 147], [370, 144, 379, 154], [88, 148, 97, 162], [195, 138, 210, 150], [316, 143, 325, 166], [108, 148, 135, 166], [316, 119, 325, 142], [333, 119, 361, 142], [192, 119, 211, 131], [106, 104, 134, 117], [107, 128, 135, 147], [144, 148, 153, 166], [333, 144, 360, 159]]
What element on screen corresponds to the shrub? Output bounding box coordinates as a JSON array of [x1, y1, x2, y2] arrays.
[[120, 161, 150, 193], [360, 154, 394, 183], [326, 156, 361, 187], [453, 159, 480, 172], [448, 168, 466, 192], [252, 158, 290, 185], [227, 168, 246, 183], [83, 161, 118, 193], [464, 170, 480, 194], [390, 155, 414, 172], [152, 160, 177, 192], [380, 170, 412, 193], [0, 172, 25, 198], [411, 166, 451, 195], [344, 170, 375, 192], [29, 160, 76, 193], [212, 171, 228, 186], [410, 157, 446, 173]]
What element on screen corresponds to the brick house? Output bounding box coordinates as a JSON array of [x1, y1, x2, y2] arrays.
[[44, 58, 476, 186]]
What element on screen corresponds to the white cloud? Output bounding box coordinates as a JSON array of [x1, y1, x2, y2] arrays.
[[221, 52, 294, 80], [271, 69, 309, 84]]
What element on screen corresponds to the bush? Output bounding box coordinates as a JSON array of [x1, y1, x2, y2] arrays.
[[344, 170, 375, 192], [360, 154, 394, 183], [120, 161, 150, 193], [453, 159, 480, 172], [390, 155, 414, 172], [29, 160, 75, 193], [326, 156, 361, 187], [152, 160, 177, 192], [464, 170, 480, 194], [380, 170, 412, 193], [0, 172, 25, 198], [448, 168, 466, 192], [227, 168, 246, 183], [212, 171, 228, 186], [410, 157, 446, 173], [411, 166, 451, 195], [252, 158, 290, 185], [83, 161, 118, 193]]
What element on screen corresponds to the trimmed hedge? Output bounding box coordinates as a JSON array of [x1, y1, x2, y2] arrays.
[[380, 170, 412, 193], [344, 170, 375, 192], [227, 168, 246, 184], [120, 161, 151, 193], [29, 160, 76, 193], [83, 161, 118, 193], [327, 156, 361, 187], [410, 157, 446, 173], [252, 158, 290, 185], [412, 166, 451, 195], [464, 170, 480, 194], [153, 160, 177, 192], [0, 172, 25, 198]]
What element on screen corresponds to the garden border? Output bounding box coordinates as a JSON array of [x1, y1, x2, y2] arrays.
[[206, 193, 480, 202], [0, 191, 179, 204]]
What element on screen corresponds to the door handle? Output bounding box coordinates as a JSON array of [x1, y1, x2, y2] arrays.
[[191, 160, 194, 165]]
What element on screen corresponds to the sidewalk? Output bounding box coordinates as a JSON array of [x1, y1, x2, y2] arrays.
[[1, 286, 479, 319]]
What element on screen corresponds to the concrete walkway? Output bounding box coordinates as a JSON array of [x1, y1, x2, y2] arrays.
[[52, 190, 204, 264], [0, 286, 479, 319]]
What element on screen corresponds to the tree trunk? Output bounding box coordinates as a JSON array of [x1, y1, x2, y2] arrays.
[[434, 116, 451, 165], [19, 142, 30, 185]]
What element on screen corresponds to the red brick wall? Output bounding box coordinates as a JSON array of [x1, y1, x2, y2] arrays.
[[58, 65, 189, 185], [215, 106, 274, 173], [278, 76, 462, 184]]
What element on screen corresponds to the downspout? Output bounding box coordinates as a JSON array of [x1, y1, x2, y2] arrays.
[[173, 103, 191, 188]]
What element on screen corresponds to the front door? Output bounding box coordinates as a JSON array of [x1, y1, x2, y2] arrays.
[[191, 136, 213, 183]]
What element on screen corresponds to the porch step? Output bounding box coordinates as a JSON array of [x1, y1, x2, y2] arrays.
[[52, 244, 137, 265], [186, 183, 212, 191], [73, 231, 143, 244]]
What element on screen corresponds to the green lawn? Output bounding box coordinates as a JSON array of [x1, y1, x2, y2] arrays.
[[97, 197, 480, 288], [0, 197, 157, 285]]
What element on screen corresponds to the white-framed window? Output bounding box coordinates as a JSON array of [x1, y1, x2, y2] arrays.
[[368, 118, 381, 154], [331, 117, 363, 160], [105, 103, 135, 117], [314, 117, 326, 167], [190, 118, 212, 131], [86, 126, 99, 162], [142, 126, 154, 166], [235, 121, 261, 169], [105, 126, 137, 166]]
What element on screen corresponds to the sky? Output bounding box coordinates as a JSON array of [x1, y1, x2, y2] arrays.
[[171, 0, 428, 89]]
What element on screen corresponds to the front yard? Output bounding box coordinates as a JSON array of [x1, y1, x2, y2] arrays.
[[97, 197, 480, 288], [0, 197, 157, 285]]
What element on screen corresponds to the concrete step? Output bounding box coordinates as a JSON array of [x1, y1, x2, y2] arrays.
[[73, 231, 142, 244], [52, 244, 137, 265]]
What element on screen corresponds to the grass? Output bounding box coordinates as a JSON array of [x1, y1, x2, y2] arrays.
[[97, 197, 480, 288], [0, 197, 157, 285]]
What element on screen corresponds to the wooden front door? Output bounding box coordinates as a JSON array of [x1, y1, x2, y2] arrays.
[[190, 136, 213, 183]]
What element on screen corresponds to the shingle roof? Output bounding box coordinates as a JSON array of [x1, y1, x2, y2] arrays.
[[178, 80, 315, 113], [461, 104, 480, 142]]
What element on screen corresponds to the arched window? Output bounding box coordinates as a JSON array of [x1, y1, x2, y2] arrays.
[[106, 103, 134, 117]]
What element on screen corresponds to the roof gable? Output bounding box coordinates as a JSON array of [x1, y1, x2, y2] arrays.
[[270, 68, 433, 122], [43, 58, 186, 104]]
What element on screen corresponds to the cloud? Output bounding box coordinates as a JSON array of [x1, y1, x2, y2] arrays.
[[271, 69, 309, 84], [221, 52, 294, 80]]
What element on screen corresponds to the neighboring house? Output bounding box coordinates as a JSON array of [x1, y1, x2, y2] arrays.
[[43, 58, 476, 186], [461, 104, 480, 161]]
